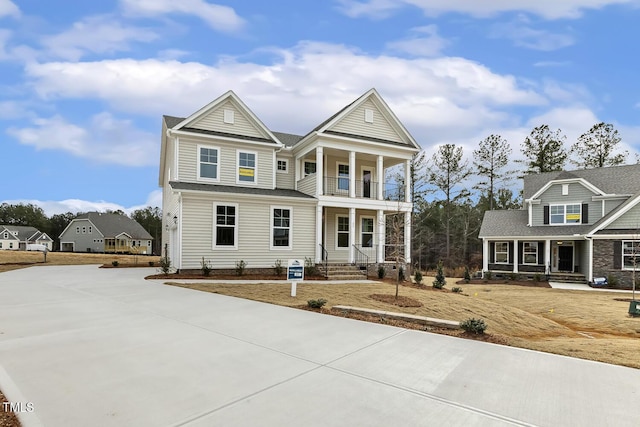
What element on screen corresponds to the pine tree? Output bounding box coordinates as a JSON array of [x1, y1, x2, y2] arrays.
[[571, 122, 627, 168], [520, 125, 567, 174], [433, 260, 446, 289], [473, 134, 513, 210]]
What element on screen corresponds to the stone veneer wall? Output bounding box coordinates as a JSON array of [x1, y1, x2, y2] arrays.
[[593, 239, 638, 289]]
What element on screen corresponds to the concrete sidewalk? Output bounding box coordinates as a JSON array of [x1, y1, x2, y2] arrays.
[[1, 265, 639, 426]]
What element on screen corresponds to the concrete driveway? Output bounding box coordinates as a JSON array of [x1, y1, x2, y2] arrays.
[[1, 265, 639, 426]]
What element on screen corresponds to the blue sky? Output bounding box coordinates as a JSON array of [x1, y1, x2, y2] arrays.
[[2, 0, 640, 215]]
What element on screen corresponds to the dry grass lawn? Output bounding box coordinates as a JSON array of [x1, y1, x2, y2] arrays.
[[0, 250, 160, 272], [167, 278, 640, 369]]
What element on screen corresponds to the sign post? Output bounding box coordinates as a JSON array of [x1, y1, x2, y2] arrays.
[[287, 259, 304, 297]]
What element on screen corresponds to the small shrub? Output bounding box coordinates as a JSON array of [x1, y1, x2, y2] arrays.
[[461, 318, 487, 334], [378, 265, 386, 279], [304, 257, 318, 276], [414, 269, 423, 285], [533, 273, 541, 282], [398, 266, 405, 282], [452, 287, 463, 293], [111, 260, 119, 267], [235, 260, 247, 276], [432, 260, 446, 289], [484, 270, 492, 280], [273, 259, 284, 277], [463, 266, 471, 283], [607, 274, 618, 287], [200, 257, 212, 276], [509, 272, 517, 281], [159, 255, 171, 275], [148, 261, 155, 267], [307, 298, 327, 309]]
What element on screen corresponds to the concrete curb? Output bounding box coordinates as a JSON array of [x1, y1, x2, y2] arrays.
[[332, 305, 460, 329]]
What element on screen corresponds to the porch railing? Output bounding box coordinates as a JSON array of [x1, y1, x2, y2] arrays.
[[323, 176, 378, 199], [319, 243, 328, 278]]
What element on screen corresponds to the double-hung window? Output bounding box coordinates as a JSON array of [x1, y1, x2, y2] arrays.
[[272, 207, 291, 249], [199, 146, 219, 181], [623, 241, 640, 270], [338, 164, 349, 191], [550, 204, 581, 224], [523, 242, 538, 264], [214, 204, 237, 248], [238, 151, 256, 183], [495, 242, 508, 263], [361, 217, 374, 248], [337, 216, 349, 248]]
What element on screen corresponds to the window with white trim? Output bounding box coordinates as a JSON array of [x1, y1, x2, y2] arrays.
[[304, 161, 316, 176], [214, 204, 237, 248], [495, 242, 509, 263], [238, 151, 256, 183], [550, 204, 581, 224], [0, 242, 2, 248], [361, 217, 374, 247], [523, 242, 538, 264], [337, 216, 349, 248], [75, 227, 79, 234], [89, 226, 92, 233], [338, 163, 349, 191], [272, 207, 291, 249], [199, 146, 219, 181], [277, 159, 288, 173], [82, 226, 86, 234], [9, 242, 13, 249], [623, 241, 640, 270]]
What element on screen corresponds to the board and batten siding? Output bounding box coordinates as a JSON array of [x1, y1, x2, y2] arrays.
[[531, 182, 600, 226], [180, 194, 316, 269], [605, 203, 640, 229], [190, 99, 268, 140], [330, 99, 404, 144], [178, 138, 276, 189]]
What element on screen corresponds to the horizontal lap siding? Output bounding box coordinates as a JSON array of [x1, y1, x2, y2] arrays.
[[181, 195, 315, 269], [191, 100, 266, 139], [330, 99, 404, 143], [276, 155, 295, 189], [532, 183, 600, 226], [323, 207, 378, 263], [606, 203, 640, 229]]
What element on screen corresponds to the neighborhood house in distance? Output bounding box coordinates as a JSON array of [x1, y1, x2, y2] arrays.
[[0, 225, 52, 251], [159, 89, 420, 274], [479, 164, 640, 287], [59, 212, 153, 254]]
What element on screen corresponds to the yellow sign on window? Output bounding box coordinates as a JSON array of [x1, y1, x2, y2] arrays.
[[239, 168, 254, 177], [566, 213, 580, 221]]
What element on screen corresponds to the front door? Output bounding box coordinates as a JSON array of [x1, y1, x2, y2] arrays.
[[362, 169, 372, 198], [558, 245, 573, 272]]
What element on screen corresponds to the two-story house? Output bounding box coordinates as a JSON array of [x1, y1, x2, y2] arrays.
[[479, 164, 640, 286], [159, 89, 420, 273]]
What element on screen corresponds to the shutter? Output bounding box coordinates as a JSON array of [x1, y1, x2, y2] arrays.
[[613, 241, 622, 269], [489, 242, 494, 263], [582, 203, 589, 224], [509, 242, 514, 264], [543, 205, 550, 224]]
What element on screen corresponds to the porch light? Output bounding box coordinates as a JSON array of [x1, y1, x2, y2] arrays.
[[173, 215, 178, 224], [557, 241, 563, 245]]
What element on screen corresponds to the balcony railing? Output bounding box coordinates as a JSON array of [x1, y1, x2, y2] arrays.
[[296, 174, 406, 201]]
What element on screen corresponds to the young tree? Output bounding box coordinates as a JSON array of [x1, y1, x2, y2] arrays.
[[571, 122, 628, 168], [520, 125, 567, 174], [473, 134, 513, 210], [130, 206, 162, 254], [429, 144, 471, 264]]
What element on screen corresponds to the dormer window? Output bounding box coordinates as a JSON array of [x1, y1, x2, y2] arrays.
[[550, 204, 581, 224]]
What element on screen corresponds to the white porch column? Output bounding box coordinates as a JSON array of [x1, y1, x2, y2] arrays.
[[377, 209, 384, 263], [349, 151, 356, 198], [404, 212, 411, 264], [294, 157, 301, 189], [377, 155, 384, 200], [544, 239, 551, 275], [405, 159, 411, 202], [482, 239, 489, 273], [316, 147, 323, 197], [315, 205, 323, 263], [587, 237, 593, 283], [513, 239, 519, 273], [349, 207, 356, 263]]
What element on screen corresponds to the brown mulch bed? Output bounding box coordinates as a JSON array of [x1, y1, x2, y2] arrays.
[[459, 279, 552, 288], [0, 390, 20, 427], [145, 273, 327, 280], [369, 294, 423, 307], [101, 263, 160, 269]]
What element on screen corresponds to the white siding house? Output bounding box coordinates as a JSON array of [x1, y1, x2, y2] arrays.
[[159, 89, 421, 272]]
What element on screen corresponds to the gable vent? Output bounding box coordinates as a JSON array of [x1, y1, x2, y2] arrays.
[[223, 109, 234, 124], [364, 108, 374, 123]]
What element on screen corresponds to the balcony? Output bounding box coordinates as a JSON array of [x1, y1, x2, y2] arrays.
[[297, 174, 405, 201]]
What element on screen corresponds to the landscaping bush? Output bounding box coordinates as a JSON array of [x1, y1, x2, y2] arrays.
[[463, 266, 471, 283], [159, 254, 171, 275], [148, 261, 155, 267], [533, 273, 541, 282], [304, 257, 318, 276], [307, 298, 327, 309], [378, 265, 386, 279], [414, 269, 423, 285], [273, 259, 284, 277], [200, 257, 212, 276], [509, 272, 518, 281], [452, 287, 463, 293], [432, 261, 446, 289], [607, 274, 618, 287], [461, 318, 487, 334], [235, 260, 247, 276], [398, 265, 405, 282], [484, 271, 492, 280], [111, 260, 119, 267]]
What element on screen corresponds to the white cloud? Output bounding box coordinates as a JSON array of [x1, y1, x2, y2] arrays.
[[386, 25, 449, 57], [42, 15, 158, 61], [7, 112, 157, 167], [120, 0, 245, 33], [0, 0, 19, 18], [338, 0, 635, 19], [490, 17, 575, 51]]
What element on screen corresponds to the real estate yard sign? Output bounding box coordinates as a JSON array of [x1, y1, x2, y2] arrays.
[[288, 259, 304, 296]]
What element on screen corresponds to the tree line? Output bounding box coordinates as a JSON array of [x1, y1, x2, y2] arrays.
[[0, 204, 162, 254], [404, 121, 630, 270]]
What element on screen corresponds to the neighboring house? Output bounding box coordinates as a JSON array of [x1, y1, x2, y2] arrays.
[[59, 212, 153, 254], [159, 89, 420, 271], [0, 225, 53, 251], [479, 164, 640, 286]]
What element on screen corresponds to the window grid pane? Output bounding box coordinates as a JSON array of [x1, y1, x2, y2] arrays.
[[200, 147, 218, 179], [273, 208, 291, 247]]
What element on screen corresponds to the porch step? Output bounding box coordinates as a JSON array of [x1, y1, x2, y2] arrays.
[[548, 273, 588, 284], [320, 264, 368, 280]]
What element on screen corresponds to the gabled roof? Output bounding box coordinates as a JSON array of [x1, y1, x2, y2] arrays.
[[588, 189, 640, 235], [272, 131, 304, 147], [0, 225, 41, 241], [479, 210, 593, 238], [524, 164, 640, 199], [69, 213, 152, 240]]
